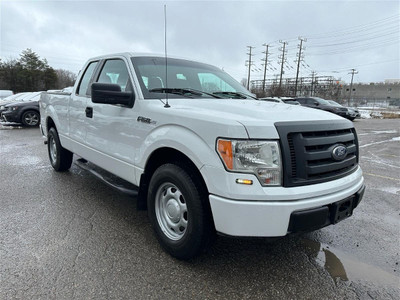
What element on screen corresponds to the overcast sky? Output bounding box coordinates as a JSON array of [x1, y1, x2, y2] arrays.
[[1, 0, 399, 84]]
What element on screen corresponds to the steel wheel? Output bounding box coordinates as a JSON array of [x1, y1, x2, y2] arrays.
[[47, 127, 73, 171], [49, 134, 58, 165], [155, 182, 188, 241], [148, 163, 215, 259]]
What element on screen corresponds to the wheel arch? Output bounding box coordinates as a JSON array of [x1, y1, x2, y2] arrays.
[[137, 147, 209, 212], [46, 116, 56, 132], [20, 108, 40, 125]]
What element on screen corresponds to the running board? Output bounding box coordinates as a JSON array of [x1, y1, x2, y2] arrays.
[[75, 158, 138, 197]]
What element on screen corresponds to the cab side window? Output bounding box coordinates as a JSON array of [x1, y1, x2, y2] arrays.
[[77, 61, 98, 96], [96, 59, 132, 92], [296, 98, 306, 104], [198, 73, 235, 93], [306, 98, 317, 106]]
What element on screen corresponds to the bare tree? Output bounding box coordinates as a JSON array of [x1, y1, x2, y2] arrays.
[[55, 69, 77, 89]]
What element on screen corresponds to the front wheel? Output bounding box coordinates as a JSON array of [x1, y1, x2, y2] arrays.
[[147, 163, 214, 260], [48, 127, 73, 171], [21, 110, 40, 127]]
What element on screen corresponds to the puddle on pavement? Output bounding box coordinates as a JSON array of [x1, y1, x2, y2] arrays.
[[301, 238, 399, 287]]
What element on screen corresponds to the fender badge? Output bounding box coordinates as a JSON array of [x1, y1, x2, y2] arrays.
[[137, 116, 156, 125]]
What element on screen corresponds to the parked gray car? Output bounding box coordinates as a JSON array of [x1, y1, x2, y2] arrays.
[[1, 92, 42, 126], [327, 100, 360, 121]]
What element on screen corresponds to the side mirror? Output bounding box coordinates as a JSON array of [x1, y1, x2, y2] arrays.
[[91, 83, 134, 107], [314, 101, 319, 106]]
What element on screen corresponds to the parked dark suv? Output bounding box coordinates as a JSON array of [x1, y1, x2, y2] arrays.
[[1, 92, 41, 126], [295, 97, 350, 119]]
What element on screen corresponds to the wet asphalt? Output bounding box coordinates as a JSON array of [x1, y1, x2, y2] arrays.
[[0, 119, 399, 299]]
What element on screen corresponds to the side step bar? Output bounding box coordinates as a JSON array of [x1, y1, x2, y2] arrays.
[[75, 158, 138, 197]]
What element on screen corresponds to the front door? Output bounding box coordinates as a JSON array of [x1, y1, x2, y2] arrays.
[[85, 57, 138, 183]]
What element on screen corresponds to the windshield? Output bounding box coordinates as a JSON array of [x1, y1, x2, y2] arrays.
[[131, 56, 253, 99], [312, 97, 331, 105], [327, 100, 342, 107]]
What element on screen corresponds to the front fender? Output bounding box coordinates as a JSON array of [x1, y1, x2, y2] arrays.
[[136, 124, 222, 171]]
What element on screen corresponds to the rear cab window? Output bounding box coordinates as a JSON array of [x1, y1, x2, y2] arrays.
[[77, 61, 99, 96]]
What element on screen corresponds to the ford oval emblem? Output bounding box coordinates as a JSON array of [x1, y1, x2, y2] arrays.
[[332, 145, 348, 161]]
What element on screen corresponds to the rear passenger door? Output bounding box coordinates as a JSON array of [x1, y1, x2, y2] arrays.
[[69, 60, 99, 146], [85, 57, 138, 183]]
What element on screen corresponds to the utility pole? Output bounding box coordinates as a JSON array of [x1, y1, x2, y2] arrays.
[[348, 69, 358, 106], [246, 46, 255, 90], [294, 37, 306, 97], [261, 43, 271, 92], [310, 71, 316, 96], [278, 41, 288, 89]]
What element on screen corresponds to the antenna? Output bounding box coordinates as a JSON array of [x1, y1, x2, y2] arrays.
[[164, 4, 170, 108]]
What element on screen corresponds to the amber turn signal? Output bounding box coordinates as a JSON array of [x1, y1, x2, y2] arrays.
[[217, 139, 233, 170]]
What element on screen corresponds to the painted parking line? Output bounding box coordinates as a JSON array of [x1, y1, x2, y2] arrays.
[[359, 137, 400, 148], [364, 172, 400, 182]]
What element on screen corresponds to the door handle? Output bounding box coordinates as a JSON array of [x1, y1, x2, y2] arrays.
[[85, 107, 93, 118]]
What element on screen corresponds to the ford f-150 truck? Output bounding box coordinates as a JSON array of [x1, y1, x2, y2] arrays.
[[40, 53, 365, 259]]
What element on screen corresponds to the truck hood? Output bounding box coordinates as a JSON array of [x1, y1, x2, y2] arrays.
[[164, 98, 346, 138]]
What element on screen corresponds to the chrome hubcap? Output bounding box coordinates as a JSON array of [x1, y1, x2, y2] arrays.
[[155, 183, 188, 241]]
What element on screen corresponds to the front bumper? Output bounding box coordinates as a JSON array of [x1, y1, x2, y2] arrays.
[[0, 108, 7, 121], [288, 184, 365, 233], [1, 110, 20, 123], [209, 177, 365, 237], [334, 111, 348, 118]]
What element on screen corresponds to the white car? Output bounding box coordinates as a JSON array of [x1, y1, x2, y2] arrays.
[[259, 97, 300, 105], [0, 90, 13, 100]]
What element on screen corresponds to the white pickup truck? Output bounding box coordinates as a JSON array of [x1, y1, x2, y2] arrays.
[[40, 53, 365, 259]]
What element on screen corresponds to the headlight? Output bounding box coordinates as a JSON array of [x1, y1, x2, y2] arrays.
[[217, 139, 282, 186], [7, 106, 19, 111]]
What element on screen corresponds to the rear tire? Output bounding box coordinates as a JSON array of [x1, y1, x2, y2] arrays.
[[147, 163, 214, 260], [48, 127, 73, 171]]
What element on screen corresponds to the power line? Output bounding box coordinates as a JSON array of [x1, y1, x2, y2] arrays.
[[307, 14, 399, 39], [309, 24, 399, 44], [310, 30, 399, 48], [307, 37, 399, 56], [318, 59, 400, 73]]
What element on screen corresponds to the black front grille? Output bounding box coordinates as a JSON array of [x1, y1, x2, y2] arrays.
[[276, 120, 359, 187]]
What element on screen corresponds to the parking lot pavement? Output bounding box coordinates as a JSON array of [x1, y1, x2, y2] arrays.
[[0, 119, 399, 299]]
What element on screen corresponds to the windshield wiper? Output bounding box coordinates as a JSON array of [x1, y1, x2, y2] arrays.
[[149, 88, 222, 99], [212, 91, 256, 99]]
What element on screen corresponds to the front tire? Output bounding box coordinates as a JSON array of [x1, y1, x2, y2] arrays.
[[21, 110, 40, 127], [48, 127, 73, 171], [147, 163, 214, 260]]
